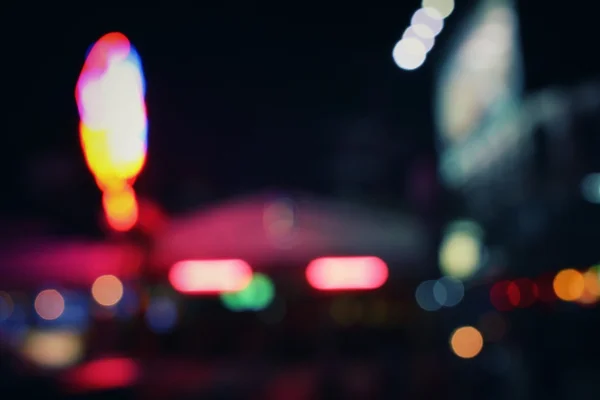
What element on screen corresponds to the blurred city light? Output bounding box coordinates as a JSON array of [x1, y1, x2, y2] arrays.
[[169, 259, 253, 294], [411, 7, 444, 36], [490, 280, 514, 311], [435, 0, 523, 194], [221, 273, 275, 311], [102, 185, 139, 232], [450, 326, 484, 359], [433, 276, 464, 307], [306, 256, 388, 291], [76, 32, 147, 232], [22, 330, 84, 369], [510, 278, 538, 308], [553, 269, 585, 302], [403, 26, 435, 52], [145, 296, 178, 333], [439, 220, 483, 280], [62, 357, 139, 392], [392, 3, 450, 71], [416, 276, 464, 311], [34, 289, 65, 321], [91, 275, 124, 307], [392, 37, 427, 71], [115, 285, 140, 319], [415, 280, 442, 311], [422, 0, 455, 19], [581, 173, 600, 203]]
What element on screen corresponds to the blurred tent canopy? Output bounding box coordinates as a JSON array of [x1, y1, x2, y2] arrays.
[[0, 194, 429, 290], [152, 193, 429, 271]]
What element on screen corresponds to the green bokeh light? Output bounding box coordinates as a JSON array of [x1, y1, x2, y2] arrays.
[[221, 273, 275, 311]]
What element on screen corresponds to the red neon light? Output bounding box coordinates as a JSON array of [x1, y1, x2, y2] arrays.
[[63, 357, 138, 392], [169, 259, 253, 294], [305, 256, 388, 290]]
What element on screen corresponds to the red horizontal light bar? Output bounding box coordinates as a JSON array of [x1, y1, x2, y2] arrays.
[[306, 256, 388, 291], [169, 259, 252, 294], [62, 357, 138, 392]]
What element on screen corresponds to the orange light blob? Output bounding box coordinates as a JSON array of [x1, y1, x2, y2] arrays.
[[34, 289, 65, 321], [91, 275, 124, 306], [577, 269, 600, 305], [450, 326, 484, 359], [79, 123, 146, 190], [102, 185, 139, 232], [553, 269, 585, 302], [583, 269, 600, 297], [306, 256, 388, 291], [169, 259, 253, 294]]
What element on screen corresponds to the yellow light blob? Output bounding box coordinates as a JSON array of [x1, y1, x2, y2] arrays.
[[102, 185, 139, 232], [22, 330, 84, 369]]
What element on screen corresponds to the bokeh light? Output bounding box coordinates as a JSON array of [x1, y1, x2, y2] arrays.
[[439, 221, 483, 280], [583, 268, 600, 297], [35, 289, 65, 321], [511, 278, 538, 308], [450, 326, 484, 359], [490, 280, 513, 311], [22, 330, 84, 369], [422, 0, 455, 19], [76, 32, 147, 233], [415, 280, 441, 311], [169, 259, 253, 294], [221, 273, 275, 311], [403, 26, 435, 52], [91, 275, 124, 307], [434, 276, 464, 307], [306, 256, 388, 291], [553, 269, 585, 302], [392, 38, 427, 71], [145, 296, 178, 333], [411, 7, 444, 36], [102, 185, 139, 232]]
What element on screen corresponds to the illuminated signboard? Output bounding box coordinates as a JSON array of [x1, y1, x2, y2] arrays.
[[435, 0, 524, 189]]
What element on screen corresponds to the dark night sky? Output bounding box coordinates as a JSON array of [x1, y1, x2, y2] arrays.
[[2, 2, 599, 235]]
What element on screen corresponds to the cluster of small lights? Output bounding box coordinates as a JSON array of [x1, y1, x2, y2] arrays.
[[0, 275, 180, 369], [490, 266, 600, 311], [393, 0, 455, 71], [447, 265, 599, 360]]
